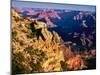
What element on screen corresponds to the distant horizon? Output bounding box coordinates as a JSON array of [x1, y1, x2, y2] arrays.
[[12, 1, 96, 12]]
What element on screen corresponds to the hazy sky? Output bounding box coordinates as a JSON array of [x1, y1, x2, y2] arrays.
[[12, 0, 96, 11]]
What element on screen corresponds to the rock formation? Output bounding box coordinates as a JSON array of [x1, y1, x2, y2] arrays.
[[12, 9, 86, 74]]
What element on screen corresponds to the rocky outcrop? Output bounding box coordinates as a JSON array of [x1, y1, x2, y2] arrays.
[[12, 9, 86, 74]]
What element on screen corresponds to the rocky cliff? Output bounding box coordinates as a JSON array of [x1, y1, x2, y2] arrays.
[[12, 9, 86, 74]]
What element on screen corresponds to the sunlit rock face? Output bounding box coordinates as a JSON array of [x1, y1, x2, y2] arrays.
[[66, 54, 86, 70], [15, 7, 61, 28], [12, 9, 87, 74]]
